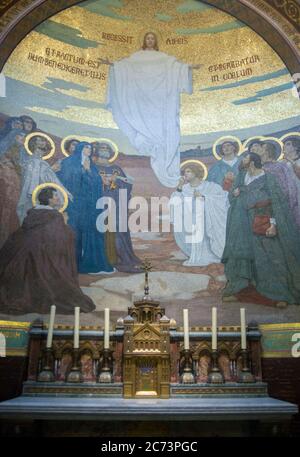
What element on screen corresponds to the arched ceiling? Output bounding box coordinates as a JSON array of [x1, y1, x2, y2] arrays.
[[0, 0, 299, 75]]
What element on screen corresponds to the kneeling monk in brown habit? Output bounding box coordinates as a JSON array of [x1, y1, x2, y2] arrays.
[[0, 187, 95, 314]]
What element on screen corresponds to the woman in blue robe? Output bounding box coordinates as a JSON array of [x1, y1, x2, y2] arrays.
[[57, 141, 113, 274], [92, 143, 141, 272]]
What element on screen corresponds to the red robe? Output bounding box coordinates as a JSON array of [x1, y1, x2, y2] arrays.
[[0, 208, 95, 314]]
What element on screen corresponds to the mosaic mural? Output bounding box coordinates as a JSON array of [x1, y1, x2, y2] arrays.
[[0, 0, 299, 327]]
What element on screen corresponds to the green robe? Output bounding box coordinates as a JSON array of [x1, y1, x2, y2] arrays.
[[222, 171, 300, 304]]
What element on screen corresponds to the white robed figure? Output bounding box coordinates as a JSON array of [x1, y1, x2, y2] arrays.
[[102, 32, 202, 188], [170, 163, 229, 266], [17, 134, 70, 223]]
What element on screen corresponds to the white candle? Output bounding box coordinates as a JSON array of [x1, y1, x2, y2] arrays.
[[183, 309, 189, 350], [74, 307, 80, 349], [46, 305, 56, 348], [104, 308, 110, 349], [212, 307, 217, 350], [240, 308, 247, 350]]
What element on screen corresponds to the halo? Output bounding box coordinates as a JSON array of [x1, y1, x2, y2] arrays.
[[24, 132, 56, 161], [180, 159, 208, 180], [61, 135, 80, 157], [60, 136, 119, 162], [96, 138, 119, 163], [242, 136, 265, 153], [212, 136, 243, 160], [139, 29, 164, 48], [32, 182, 68, 213], [280, 131, 300, 142], [280, 132, 300, 160], [263, 136, 284, 161]]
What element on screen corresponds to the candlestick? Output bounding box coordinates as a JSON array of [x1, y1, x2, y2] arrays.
[[74, 307, 80, 349], [208, 350, 224, 384], [240, 308, 247, 350], [183, 309, 189, 350], [238, 349, 255, 383], [212, 307, 217, 350], [46, 305, 56, 348], [38, 348, 54, 382], [104, 308, 110, 349], [98, 348, 113, 383], [67, 348, 83, 383], [181, 349, 195, 384]]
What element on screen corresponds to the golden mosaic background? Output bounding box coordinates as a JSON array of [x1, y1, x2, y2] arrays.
[[2, 0, 299, 138]]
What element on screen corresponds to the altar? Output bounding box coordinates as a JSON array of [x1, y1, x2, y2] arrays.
[[0, 268, 297, 437]]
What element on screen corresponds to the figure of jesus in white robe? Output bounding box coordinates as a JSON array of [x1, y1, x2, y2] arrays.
[[102, 32, 202, 188], [170, 165, 229, 266]]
